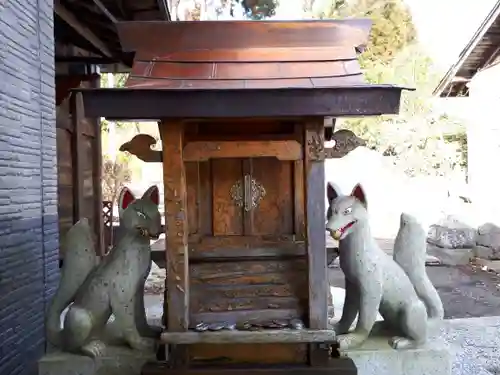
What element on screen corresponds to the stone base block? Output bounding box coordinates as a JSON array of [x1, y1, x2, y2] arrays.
[[38, 346, 156, 375], [345, 332, 451, 375]]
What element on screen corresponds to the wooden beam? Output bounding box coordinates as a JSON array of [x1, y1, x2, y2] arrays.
[[161, 329, 336, 344], [157, 0, 172, 20], [76, 86, 406, 120], [54, 0, 113, 58], [160, 120, 189, 366], [304, 120, 328, 366], [183, 140, 302, 162], [92, 0, 119, 23]]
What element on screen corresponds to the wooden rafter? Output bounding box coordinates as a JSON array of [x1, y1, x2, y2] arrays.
[[156, 0, 172, 20], [54, 0, 112, 58], [92, 0, 119, 23]]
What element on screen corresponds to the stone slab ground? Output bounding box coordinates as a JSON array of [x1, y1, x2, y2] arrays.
[[346, 332, 451, 375], [38, 347, 155, 375]]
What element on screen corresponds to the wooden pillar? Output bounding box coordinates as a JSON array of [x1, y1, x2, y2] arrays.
[[70, 92, 85, 222], [304, 120, 328, 365], [91, 76, 105, 257], [160, 120, 190, 365]]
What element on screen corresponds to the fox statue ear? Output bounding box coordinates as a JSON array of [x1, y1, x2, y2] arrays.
[[326, 182, 342, 203], [141, 185, 160, 206], [351, 183, 367, 209], [118, 187, 136, 217]]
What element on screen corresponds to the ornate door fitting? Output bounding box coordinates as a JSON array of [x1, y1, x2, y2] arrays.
[[230, 174, 266, 212]]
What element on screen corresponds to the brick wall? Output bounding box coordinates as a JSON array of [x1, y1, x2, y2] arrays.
[[0, 0, 58, 374]]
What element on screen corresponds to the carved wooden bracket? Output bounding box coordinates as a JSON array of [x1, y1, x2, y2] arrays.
[[306, 131, 325, 161], [325, 129, 366, 159], [119, 134, 162, 162], [120, 131, 365, 163]]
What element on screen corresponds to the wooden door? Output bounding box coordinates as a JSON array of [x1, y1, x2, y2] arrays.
[[186, 156, 308, 364], [212, 157, 294, 237]]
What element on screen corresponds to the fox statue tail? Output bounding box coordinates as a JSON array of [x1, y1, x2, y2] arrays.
[[45, 218, 98, 347], [393, 213, 444, 321]]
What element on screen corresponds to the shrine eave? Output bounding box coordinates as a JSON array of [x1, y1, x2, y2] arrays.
[[73, 85, 412, 120]]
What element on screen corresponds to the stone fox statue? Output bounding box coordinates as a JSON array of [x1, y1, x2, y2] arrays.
[[325, 182, 443, 350], [46, 186, 162, 357]]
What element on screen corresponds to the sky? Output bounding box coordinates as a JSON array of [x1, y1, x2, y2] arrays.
[[271, 0, 499, 70], [406, 0, 498, 69]]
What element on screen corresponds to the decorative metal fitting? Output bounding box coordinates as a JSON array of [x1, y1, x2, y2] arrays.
[[230, 174, 266, 212]]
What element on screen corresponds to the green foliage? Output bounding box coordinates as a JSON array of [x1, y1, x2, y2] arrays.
[[314, 0, 347, 18], [351, 0, 416, 67], [239, 0, 278, 19], [102, 154, 132, 203], [100, 73, 128, 89], [313, 0, 466, 177]]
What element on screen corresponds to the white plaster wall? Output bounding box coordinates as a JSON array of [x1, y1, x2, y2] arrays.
[[466, 64, 500, 223]]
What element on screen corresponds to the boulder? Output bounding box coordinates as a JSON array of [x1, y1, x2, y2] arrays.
[[427, 224, 476, 249], [144, 261, 166, 294], [477, 223, 500, 251]]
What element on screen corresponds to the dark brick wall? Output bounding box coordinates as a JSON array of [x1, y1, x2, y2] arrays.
[[0, 0, 59, 374]]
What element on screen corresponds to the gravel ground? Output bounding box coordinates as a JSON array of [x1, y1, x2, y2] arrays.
[[329, 264, 500, 319], [435, 316, 500, 375]]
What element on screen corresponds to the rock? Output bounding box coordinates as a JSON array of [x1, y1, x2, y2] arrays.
[[427, 224, 476, 249], [427, 245, 473, 266], [472, 245, 495, 260], [477, 223, 500, 253], [425, 254, 442, 266], [144, 261, 166, 294], [472, 258, 500, 273]]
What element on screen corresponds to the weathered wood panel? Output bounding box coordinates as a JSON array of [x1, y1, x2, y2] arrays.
[[190, 259, 307, 317], [183, 140, 302, 162], [190, 343, 308, 364], [250, 158, 293, 236], [185, 162, 199, 236], [188, 236, 306, 260], [56, 77, 103, 257], [56, 124, 73, 248], [211, 158, 243, 236]]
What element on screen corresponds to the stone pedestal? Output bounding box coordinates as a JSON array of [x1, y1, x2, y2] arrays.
[[345, 330, 451, 375], [38, 346, 155, 375]]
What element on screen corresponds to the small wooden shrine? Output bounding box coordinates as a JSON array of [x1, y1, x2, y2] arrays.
[[74, 20, 409, 375]]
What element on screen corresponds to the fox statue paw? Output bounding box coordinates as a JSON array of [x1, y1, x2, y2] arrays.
[[81, 340, 107, 358], [389, 336, 421, 350], [336, 333, 367, 350]]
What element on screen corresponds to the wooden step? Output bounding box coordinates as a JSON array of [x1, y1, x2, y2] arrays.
[[161, 329, 336, 345]]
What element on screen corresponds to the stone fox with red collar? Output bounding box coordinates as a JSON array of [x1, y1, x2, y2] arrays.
[[325, 182, 443, 351], [46, 186, 162, 357]]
